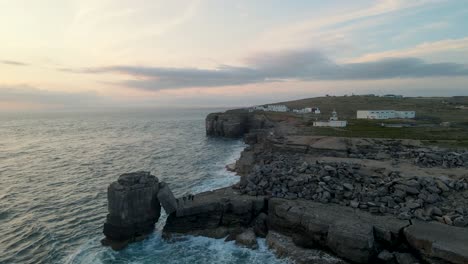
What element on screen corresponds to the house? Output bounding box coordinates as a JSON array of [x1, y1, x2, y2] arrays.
[[313, 110, 347, 127], [293, 107, 321, 114], [357, 110, 415, 119]]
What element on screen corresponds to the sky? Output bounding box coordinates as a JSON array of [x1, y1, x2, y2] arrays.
[[1, 0, 468, 110]]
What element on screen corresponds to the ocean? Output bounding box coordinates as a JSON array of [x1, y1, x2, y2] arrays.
[[0, 109, 286, 264]]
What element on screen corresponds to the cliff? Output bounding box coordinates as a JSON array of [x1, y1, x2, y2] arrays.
[[101, 109, 468, 263], [205, 111, 273, 138]]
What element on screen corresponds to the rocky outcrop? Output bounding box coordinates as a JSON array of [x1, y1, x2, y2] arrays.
[[205, 111, 274, 138], [235, 229, 258, 249], [266, 231, 347, 264], [349, 141, 468, 168], [404, 221, 468, 264], [205, 112, 249, 138], [102, 171, 161, 250], [163, 187, 266, 238], [268, 198, 410, 263], [157, 182, 177, 215], [158, 182, 468, 264]]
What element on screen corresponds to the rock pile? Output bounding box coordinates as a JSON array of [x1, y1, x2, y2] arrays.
[[350, 144, 468, 168], [413, 151, 468, 168], [239, 152, 468, 227]]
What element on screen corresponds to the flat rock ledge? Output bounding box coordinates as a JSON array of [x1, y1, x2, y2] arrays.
[[267, 231, 347, 264], [102, 171, 176, 250], [163, 187, 468, 264]]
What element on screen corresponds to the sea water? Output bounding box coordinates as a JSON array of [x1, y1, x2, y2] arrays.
[[0, 109, 287, 264]]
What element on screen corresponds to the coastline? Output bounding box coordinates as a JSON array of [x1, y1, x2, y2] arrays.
[[100, 108, 468, 264], [163, 110, 468, 264]]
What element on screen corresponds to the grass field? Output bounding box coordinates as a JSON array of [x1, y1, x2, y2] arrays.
[[278, 95, 468, 123], [258, 95, 468, 148]]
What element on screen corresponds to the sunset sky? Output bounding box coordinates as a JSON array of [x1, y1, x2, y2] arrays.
[[1, 0, 468, 110]]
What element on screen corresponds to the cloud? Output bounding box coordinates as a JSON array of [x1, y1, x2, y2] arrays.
[[0, 84, 101, 107], [63, 49, 468, 91], [1, 60, 29, 66], [346, 37, 468, 63], [251, 0, 444, 51]]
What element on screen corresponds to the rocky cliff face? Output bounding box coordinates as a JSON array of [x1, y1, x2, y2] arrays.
[[163, 187, 468, 264], [205, 112, 249, 138], [102, 171, 176, 250], [205, 111, 273, 138]]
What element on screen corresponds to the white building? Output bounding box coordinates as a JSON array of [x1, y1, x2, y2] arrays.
[[293, 107, 320, 114], [313, 110, 347, 127], [293, 107, 312, 114], [357, 110, 415, 119]]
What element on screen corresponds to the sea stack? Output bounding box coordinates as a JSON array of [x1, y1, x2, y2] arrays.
[[102, 171, 161, 250]]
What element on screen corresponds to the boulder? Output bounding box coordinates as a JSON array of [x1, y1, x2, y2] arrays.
[[404, 221, 468, 264], [226, 163, 236, 172], [235, 228, 258, 249], [326, 220, 375, 264], [394, 252, 419, 264], [103, 172, 161, 249], [377, 250, 394, 262], [266, 231, 347, 264], [157, 182, 177, 215]]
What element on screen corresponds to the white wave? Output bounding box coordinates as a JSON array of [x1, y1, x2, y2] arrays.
[[66, 233, 287, 264], [190, 140, 245, 194]]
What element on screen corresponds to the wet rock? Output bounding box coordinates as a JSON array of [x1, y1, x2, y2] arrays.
[[157, 182, 177, 215], [378, 250, 394, 262], [226, 163, 236, 172], [164, 187, 265, 237], [103, 172, 161, 249], [235, 228, 258, 249]]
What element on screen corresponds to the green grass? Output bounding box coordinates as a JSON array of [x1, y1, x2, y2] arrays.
[[236, 96, 468, 146], [301, 119, 468, 141], [277, 95, 468, 123]]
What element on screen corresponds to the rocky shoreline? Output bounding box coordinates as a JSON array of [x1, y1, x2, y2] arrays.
[[102, 110, 468, 264]]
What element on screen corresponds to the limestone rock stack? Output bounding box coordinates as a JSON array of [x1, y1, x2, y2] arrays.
[[102, 171, 162, 250]]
